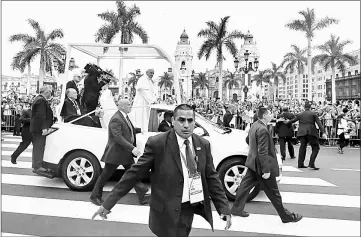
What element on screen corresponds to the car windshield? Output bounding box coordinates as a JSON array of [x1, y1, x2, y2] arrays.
[[195, 113, 230, 134]]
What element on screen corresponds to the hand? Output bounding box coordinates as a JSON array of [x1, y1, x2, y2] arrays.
[[322, 134, 328, 139], [91, 206, 111, 220], [220, 214, 232, 230], [262, 172, 270, 179], [283, 120, 290, 124], [132, 147, 141, 156], [42, 129, 48, 136]]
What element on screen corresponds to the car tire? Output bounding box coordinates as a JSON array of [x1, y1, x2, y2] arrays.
[[218, 157, 260, 202], [61, 151, 101, 191]]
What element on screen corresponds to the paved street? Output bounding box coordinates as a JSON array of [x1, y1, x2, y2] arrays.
[[1, 133, 360, 236]]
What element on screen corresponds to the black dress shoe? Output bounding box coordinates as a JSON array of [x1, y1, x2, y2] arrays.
[[10, 156, 17, 164], [90, 197, 104, 206], [231, 210, 250, 217], [290, 156, 296, 159], [308, 166, 320, 170], [282, 213, 303, 223], [298, 165, 308, 168]]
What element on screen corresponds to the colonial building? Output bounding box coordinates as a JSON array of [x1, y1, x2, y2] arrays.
[[174, 29, 193, 100], [1, 74, 56, 97], [279, 49, 360, 102]]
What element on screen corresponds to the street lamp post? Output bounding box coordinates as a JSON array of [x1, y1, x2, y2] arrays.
[[191, 70, 195, 99], [234, 50, 259, 102]]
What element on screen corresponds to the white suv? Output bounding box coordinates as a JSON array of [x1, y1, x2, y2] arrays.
[[41, 104, 282, 201]]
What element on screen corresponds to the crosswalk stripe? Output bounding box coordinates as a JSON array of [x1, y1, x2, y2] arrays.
[[1, 233, 38, 237], [2, 151, 32, 157], [1, 173, 352, 208], [2, 138, 25, 142], [1, 160, 335, 187], [2, 195, 360, 236], [2, 143, 33, 149], [282, 166, 303, 172], [331, 168, 360, 172]]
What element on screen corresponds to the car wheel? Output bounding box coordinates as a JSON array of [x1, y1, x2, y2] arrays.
[[61, 151, 101, 191], [218, 157, 260, 202]]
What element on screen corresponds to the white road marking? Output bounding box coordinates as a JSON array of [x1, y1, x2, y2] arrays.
[[2, 143, 33, 149], [253, 191, 360, 208], [280, 176, 336, 187], [1, 174, 353, 208], [2, 138, 25, 142], [331, 168, 360, 172], [2, 150, 32, 157], [2, 160, 32, 169], [1, 233, 38, 237], [2, 195, 360, 236], [282, 166, 303, 172]]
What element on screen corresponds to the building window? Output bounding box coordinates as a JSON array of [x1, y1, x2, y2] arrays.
[[348, 71, 352, 76], [355, 70, 359, 75], [336, 74, 339, 78]]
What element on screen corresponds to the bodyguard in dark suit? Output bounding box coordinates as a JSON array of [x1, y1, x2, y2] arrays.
[[223, 106, 233, 128], [92, 104, 232, 237], [90, 99, 148, 206], [11, 106, 32, 164], [158, 111, 173, 132], [286, 103, 326, 170], [231, 107, 302, 223], [275, 107, 296, 160], [30, 86, 54, 172]]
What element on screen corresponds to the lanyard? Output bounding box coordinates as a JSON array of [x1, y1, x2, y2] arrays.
[[180, 147, 198, 174]]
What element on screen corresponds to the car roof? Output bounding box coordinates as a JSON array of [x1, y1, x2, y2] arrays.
[[150, 104, 176, 111]]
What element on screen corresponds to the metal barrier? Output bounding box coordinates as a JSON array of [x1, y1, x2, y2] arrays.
[[1, 109, 17, 132]]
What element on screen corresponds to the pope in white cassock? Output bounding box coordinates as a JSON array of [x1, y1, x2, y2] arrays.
[[129, 69, 157, 132]]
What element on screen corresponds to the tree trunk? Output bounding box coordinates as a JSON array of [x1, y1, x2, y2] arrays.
[[218, 59, 223, 100], [298, 73, 301, 102], [331, 67, 336, 104], [307, 37, 312, 101], [27, 64, 31, 96], [38, 56, 45, 90]]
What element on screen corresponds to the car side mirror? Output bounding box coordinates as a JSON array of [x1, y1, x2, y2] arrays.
[[194, 127, 205, 136]]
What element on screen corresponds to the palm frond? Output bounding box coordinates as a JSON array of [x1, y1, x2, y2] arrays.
[[315, 16, 339, 30]]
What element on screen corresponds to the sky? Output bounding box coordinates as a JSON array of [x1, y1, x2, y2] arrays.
[[1, 1, 360, 80]]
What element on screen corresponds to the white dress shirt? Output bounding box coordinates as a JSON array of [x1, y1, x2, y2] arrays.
[[175, 132, 195, 203]]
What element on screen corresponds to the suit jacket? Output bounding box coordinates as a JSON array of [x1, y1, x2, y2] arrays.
[[289, 110, 325, 138], [20, 108, 32, 141], [158, 120, 172, 132], [66, 80, 80, 103], [60, 98, 82, 123], [30, 95, 54, 133], [102, 129, 231, 237], [101, 110, 141, 166], [245, 120, 279, 178], [223, 110, 233, 128], [275, 112, 295, 137]]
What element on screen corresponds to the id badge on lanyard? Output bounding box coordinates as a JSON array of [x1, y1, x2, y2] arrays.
[[189, 172, 204, 204], [180, 152, 204, 204]]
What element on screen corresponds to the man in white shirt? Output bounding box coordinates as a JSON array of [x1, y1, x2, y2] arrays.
[[92, 104, 232, 237]]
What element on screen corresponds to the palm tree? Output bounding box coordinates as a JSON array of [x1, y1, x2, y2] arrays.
[[158, 72, 173, 99], [197, 16, 244, 100], [95, 0, 149, 93], [312, 35, 358, 103], [285, 8, 338, 100], [11, 51, 33, 95], [128, 70, 143, 98], [252, 70, 270, 96], [223, 71, 240, 100], [9, 18, 66, 88], [266, 62, 286, 100], [193, 72, 209, 97], [281, 45, 308, 100]]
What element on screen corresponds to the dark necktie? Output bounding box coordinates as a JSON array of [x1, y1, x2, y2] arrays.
[[126, 115, 134, 143], [184, 139, 197, 174]]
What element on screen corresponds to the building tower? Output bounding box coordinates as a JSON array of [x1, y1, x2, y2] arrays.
[[238, 30, 260, 101], [174, 29, 193, 100]]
